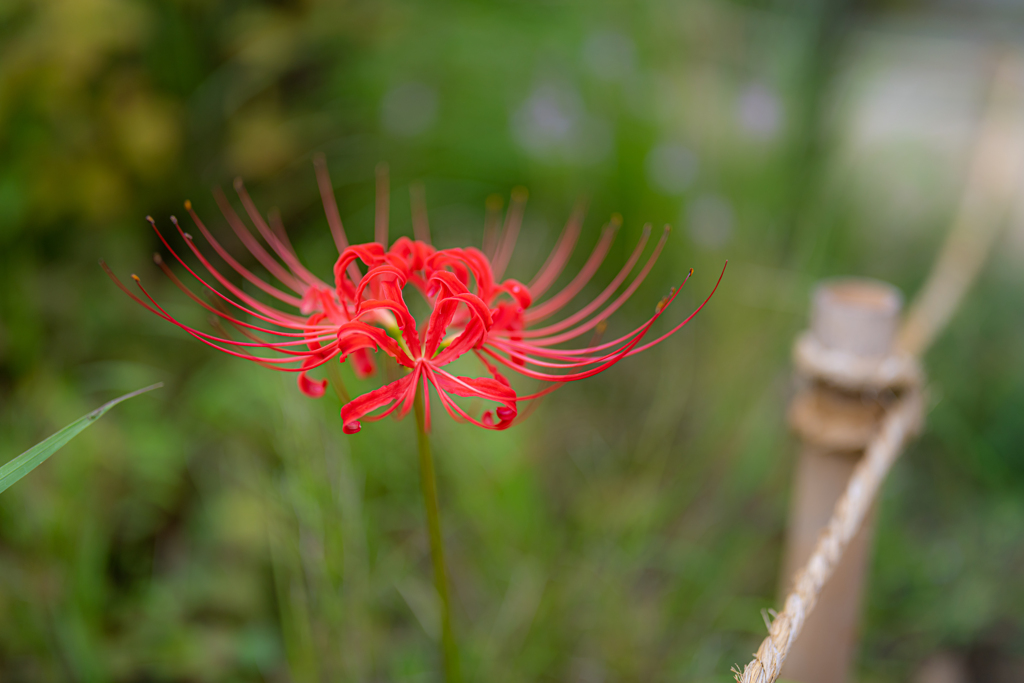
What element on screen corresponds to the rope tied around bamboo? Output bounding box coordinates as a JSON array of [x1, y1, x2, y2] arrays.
[[789, 282, 922, 454], [733, 52, 1024, 683], [734, 280, 926, 683]]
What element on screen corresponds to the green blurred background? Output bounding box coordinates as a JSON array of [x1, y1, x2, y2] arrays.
[[1, 0, 1023, 681]]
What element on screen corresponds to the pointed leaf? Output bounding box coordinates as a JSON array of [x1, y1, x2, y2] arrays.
[[0, 383, 163, 495]]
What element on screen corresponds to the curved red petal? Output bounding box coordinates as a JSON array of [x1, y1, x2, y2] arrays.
[[341, 372, 418, 435], [298, 372, 328, 398], [352, 348, 376, 379]]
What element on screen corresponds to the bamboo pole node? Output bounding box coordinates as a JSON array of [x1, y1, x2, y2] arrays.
[[792, 331, 922, 395], [788, 279, 922, 453]]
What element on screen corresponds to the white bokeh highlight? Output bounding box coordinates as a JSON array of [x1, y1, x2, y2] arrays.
[[737, 81, 783, 140], [511, 82, 611, 165]]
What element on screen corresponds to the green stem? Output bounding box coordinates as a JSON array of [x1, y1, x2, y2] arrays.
[[413, 390, 461, 683]]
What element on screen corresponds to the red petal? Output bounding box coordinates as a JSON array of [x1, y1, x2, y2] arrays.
[[352, 348, 376, 379], [298, 372, 328, 398], [341, 372, 418, 435], [430, 367, 518, 429]]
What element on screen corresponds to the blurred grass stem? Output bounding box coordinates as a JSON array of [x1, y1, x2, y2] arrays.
[[326, 361, 351, 404], [413, 390, 461, 683]]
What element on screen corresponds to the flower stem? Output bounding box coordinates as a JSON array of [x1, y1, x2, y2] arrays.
[[413, 390, 461, 683]]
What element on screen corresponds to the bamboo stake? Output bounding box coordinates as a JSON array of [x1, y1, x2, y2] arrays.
[[777, 279, 905, 683], [734, 392, 923, 683], [734, 50, 1024, 683]]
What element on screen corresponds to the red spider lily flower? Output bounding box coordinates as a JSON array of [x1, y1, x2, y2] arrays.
[[104, 158, 724, 435]]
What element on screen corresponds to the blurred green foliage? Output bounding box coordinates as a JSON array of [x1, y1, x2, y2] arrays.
[[1, 0, 1023, 681]]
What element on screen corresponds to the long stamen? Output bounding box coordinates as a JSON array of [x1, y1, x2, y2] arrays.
[[488, 262, 725, 370], [410, 182, 431, 244], [482, 194, 503, 258], [151, 217, 312, 330], [375, 162, 389, 246], [153, 253, 331, 339], [502, 264, 723, 367], [268, 208, 328, 286], [314, 153, 364, 284], [169, 216, 309, 325], [491, 187, 527, 280], [526, 216, 620, 322], [513, 383, 562, 402], [481, 269, 701, 379], [314, 153, 350, 252], [207, 316, 282, 371], [480, 301, 659, 382], [521, 224, 650, 339], [233, 179, 330, 290], [184, 201, 304, 306], [521, 225, 669, 346], [528, 198, 587, 298], [619, 261, 726, 357], [493, 266, 692, 363], [128, 271, 338, 365], [133, 272, 334, 353], [208, 297, 322, 349], [212, 187, 305, 292]]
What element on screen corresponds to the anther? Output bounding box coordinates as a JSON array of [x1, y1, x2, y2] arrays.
[[153, 253, 163, 264], [656, 289, 676, 313], [131, 274, 140, 283], [486, 194, 504, 211], [146, 216, 156, 225], [184, 199, 192, 210], [610, 213, 623, 227], [170, 215, 179, 225]]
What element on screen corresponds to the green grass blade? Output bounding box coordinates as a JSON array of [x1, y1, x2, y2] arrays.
[[0, 383, 163, 495]]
